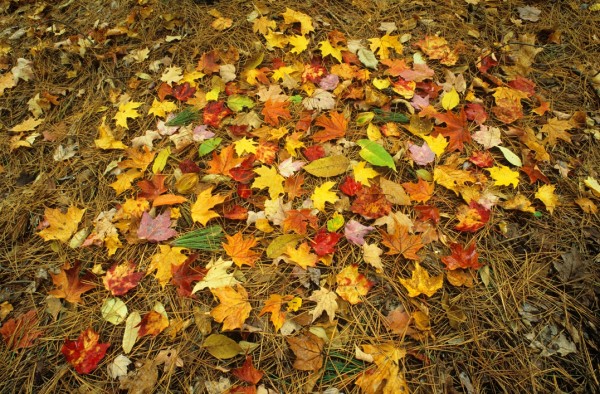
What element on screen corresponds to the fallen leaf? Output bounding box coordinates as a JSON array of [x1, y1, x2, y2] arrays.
[[287, 332, 324, 371], [261, 99, 291, 126], [399, 262, 443, 297], [192, 257, 240, 293], [207, 145, 244, 176], [313, 111, 347, 142], [155, 348, 184, 372], [137, 210, 177, 242], [285, 242, 319, 269], [49, 261, 96, 304], [101, 298, 128, 325], [108, 354, 131, 379], [223, 231, 261, 267], [231, 355, 264, 385], [355, 343, 409, 394], [191, 187, 227, 226], [259, 294, 293, 332], [441, 243, 483, 270], [302, 155, 350, 177], [488, 165, 520, 188], [311, 181, 338, 211], [335, 264, 373, 304], [357, 139, 396, 171], [381, 225, 424, 261], [147, 245, 188, 287], [344, 220, 374, 245], [119, 359, 158, 392], [211, 285, 252, 331], [362, 243, 384, 273], [0, 310, 43, 351], [114, 101, 142, 129], [455, 202, 490, 232], [535, 184, 560, 214], [311, 229, 342, 256], [95, 116, 127, 150], [202, 334, 242, 359], [137, 310, 169, 337], [61, 328, 110, 374], [351, 184, 392, 219], [402, 178, 434, 203], [122, 312, 141, 354], [171, 254, 206, 297], [38, 205, 86, 243]]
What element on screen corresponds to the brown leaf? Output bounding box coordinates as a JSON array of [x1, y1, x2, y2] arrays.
[[381, 225, 424, 261], [287, 331, 324, 371]]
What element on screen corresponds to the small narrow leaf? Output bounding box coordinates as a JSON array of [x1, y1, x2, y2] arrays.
[[496, 146, 522, 167]]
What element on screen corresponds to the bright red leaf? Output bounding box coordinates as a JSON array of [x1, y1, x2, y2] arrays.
[[103, 261, 144, 296], [61, 328, 110, 374], [0, 310, 43, 351], [469, 151, 494, 168], [204, 101, 233, 127], [229, 154, 255, 183], [339, 176, 363, 196], [171, 82, 197, 101], [302, 145, 326, 161], [414, 205, 440, 224], [171, 254, 206, 298], [441, 243, 483, 270], [311, 229, 342, 256]]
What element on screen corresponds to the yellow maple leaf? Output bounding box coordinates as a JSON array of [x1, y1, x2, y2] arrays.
[[584, 176, 600, 197], [284, 132, 305, 156], [433, 165, 476, 194], [318, 40, 343, 62], [311, 181, 338, 211], [285, 242, 319, 269], [114, 101, 142, 129], [147, 245, 187, 287], [192, 258, 239, 293], [535, 184, 560, 214], [233, 137, 257, 155], [259, 294, 293, 332], [271, 65, 297, 82], [9, 117, 44, 133], [488, 165, 520, 188], [353, 161, 379, 186], [210, 285, 252, 331], [288, 34, 309, 54], [308, 287, 338, 323], [336, 265, 373, 305], [541, 117, 573, 145], [191, 187, 227, 226], [355, 343, 409, 394], [110, 169, 142, 195], [368, 34, 403, 60], [148, 98, 177, 118], [38, 205, 86, 243], [180, 70, 205, 86], [399, 262, 443, 297], [422, 134, 448, 157], [95, 116, 126, 150], [253, 16, 276, 35], [160, 65, 183, 86], [281, 8, 314, 35], [503, 193, 535, 213], [264, 30, 289, 50], [252, 166, 284, 199]]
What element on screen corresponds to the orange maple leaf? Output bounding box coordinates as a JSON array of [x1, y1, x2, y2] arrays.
[[0, 310, 43, 351], [381, 225, 424, 261], [259, 294, 293, 332], [312, 111, 348, 143], [210, 285, 252, 331], [402, 178, 434, 203], [282, 209, 318, 235], [49, 261, 96, 304], [137, 311, 169, 337], [261, 99, 291, 126], [207, 145, 244, 176], [431, 109, 470, 152], [222, 231, 261, 267]]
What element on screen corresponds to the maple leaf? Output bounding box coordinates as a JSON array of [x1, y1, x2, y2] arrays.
[[61, 328, 110, 374], [137, 210, 177, 242], [399, 262, 443, 297], [488, 165, 520, 188], [308, 287, 339, 323], [110, 169, 143, 195], [281, 8, 315, 35], [118, 146, 156, 171], [171, 253, 206, 297], [339, 176, 363, 196], [535, 184, 560, 214], [192, 257, 240, 292], [355, 343, 409, 394], [402, 178, 434, 203], [414, 205, 441, 224], [344, 220, 374, 246], [38, 205, 86, 243], [491, 87, 528, 124], [232, 355, 264, 385], [541, 117, 573, 145], [204, 101, 233, 127], [103, 261, 144, 296], [311, 181, 338, 211], [312, 111, 348, 142], [414, 35, 458, 65], [369, 34, 403, 60], [455, 202, 490, 232], [381, 225, 424, 261], [336, 265, 373, 304], [49, 261, 96, 304], [147, 245, 188, 287], [431, 108, 470, 152], [223, 231, 261, 267], [0, 310, 43, 351], [210, 285, 252, 331], [441, 243, 483, 270], [283, 209, 318, 235], [261, 99, 291, 126], [285, 242, 319, 269], [409, 142, 435, 166], [259, 294, 293, 332], [285, 174, 309, 200], [363, 243, 384, 273], [95, 116, 127, 150], [114, 101, 142, 129], [148, 98, 178, 118], [433, 164, 476, 194], [287, 332, 324, 371], [171, 82, 197, 102], [191, 187, 227, 226], [472, 125, 502, 149], [353, 161, 379, 186], [207, 145, 244, 176], [137, 174, 167, 200], [351, 184, 392, 219], [252, 165, 285, 199], [318, 40, 343, 62], [137, 311, 169, 337], [311, 229, 342, 256], [289, 34, 309, 54]]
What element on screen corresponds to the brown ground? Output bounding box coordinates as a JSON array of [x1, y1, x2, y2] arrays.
[[0, 0, 599, 393]]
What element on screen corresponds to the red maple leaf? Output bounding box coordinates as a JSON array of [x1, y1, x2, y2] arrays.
[[179, 159, 201, 174], [231, 355, 264, 385], [171, 82, 197, 101], [229, 154, 256, 184], [302, 59, 327, 83], [414, 205, 440, 224], [477, 55, 498, 73], [61, 328, 110, 374], [137, 210, 177, 242], [138, 174, 168, 200], [468, 151, 494, 168], [204, 101, 233, 127], [339, 176, 363, 196], [312, 111, 348, 143], [455, 202, 490, 232], [137, 311, 169, 337], [311, 229, 342, 256], [441, 242, 483, 270], [432, 108, 471, 152], [223, 203, 248, 220], [351, 184, 392, 219], [302, 145, 325, 161], [102, 261, 144, 296], [261, 99, 291, 126], [236, 182, 252, 199], [465, 103, 488, 125], [171, 254, 206, 298], [196, 50, 220, 74], [0, 310, 43, 351], [521, 153, 550, 184]]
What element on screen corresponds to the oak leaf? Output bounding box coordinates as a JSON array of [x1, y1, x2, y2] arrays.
[[399, 262, 443, 297], [38, 205, 86, 243], [259, 294, 293, 332], [335, 264, 373, 304], [210, 285, 252, 331], [441, 243, 482, 270], [312, 111, 348, 142], [0, 310, 43, 351], [191, 187, 227, 226], [49, 261, 96, 304], [287, 332, 324, 371], [381, 225, 424, 261], [61, 328, 110, 374], [223, 231, 261, 267], [103, 261, 144, 296]]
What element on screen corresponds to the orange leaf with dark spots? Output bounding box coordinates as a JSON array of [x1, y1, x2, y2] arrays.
[[0, 310, 43, 351], [312, 111, 348, 143], [381, 226, 424, 261], [261, 99, 291, 126], [207, 145, 244, 176], [61, 328, 110, 374], [223, 231, 261, 267], [137, 311, 169, 337], [232, 355, 264, 385], [102, 261, 144, 296], [49, 261, 96, 304]]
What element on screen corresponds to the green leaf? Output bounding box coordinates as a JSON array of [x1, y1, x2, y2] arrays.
[[227, 95, 255, 112], [303, 155, 350, 177], [357, 48, 378, 69], [289, 94, 303, 104], [356, 139, 396, 171], [496, 146, 522, 167], [202, 334, 242, 360], [198, 137, 222, 157]]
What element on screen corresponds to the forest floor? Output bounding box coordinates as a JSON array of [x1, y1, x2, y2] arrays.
[[0, 0, 599, 393]]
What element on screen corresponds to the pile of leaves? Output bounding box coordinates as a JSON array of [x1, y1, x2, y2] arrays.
[[1, 0, 599, 393]]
